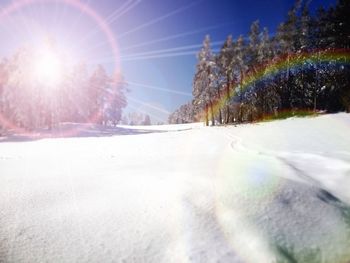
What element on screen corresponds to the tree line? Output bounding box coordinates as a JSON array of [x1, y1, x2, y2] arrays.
[[121, 112, 152, 126], [0, 47, 127, 131], [169, 0, 349, 125]]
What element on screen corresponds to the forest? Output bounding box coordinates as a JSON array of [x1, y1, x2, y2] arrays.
[[169, 0, 349, 125]]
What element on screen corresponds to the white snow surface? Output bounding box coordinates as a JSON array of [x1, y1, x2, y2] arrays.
[[1, 113, 350, 263]]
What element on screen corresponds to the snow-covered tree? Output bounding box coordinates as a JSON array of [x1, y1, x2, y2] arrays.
[[128, 112, 144, 125], [218, 35, 235, 123], [171, 0, 349, 124], [168, 101, 194, 124], [193, 35, 217, 126], [104, 72, 127, 126], [142, 114, 151, 125], [233, 35, 247, 122]]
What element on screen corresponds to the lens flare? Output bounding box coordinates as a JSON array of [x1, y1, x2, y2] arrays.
[[33, 47, 62, 86], [213, 152, 285, 262], [0, 0, 121, 137]]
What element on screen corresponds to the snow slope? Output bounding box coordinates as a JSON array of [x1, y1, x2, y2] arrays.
[[0, 114, 350, 263]]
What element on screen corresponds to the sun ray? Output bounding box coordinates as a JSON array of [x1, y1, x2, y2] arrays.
[[67, 0, 141, 53], [86, 40, 222, 65], [73, 21, 231, 58], [117, 0, 202, 40], [120, 22, 234, 52], [61, 0, 92, 44], [66, 0, 122, 44], [105, 0, 134, 23], [90, 50, 199, 64], [106, 0, 142, 23], [126, 81, 192, 97], [121, 47, 220, 62], [120, 41, 224, 59], [69, 0, 208, 61], [128, 96, 171, 115], [122, 51, 202, 61], [81, 39, 222, 63], [126, 103, 166, 123]]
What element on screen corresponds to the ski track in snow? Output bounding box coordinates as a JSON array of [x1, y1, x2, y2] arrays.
[[213, 115, 350, 263], [0, 115, 350, 262]]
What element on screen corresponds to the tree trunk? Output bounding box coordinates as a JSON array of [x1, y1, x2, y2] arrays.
[[225, 75, 231, 124], [313, 94, 317, 112], [205, 104, 209, 126], [262, 93, 268, 119], [239, 105, 243, 123], [226, 105, 230, 124], [239, 70, 244, 123], [315, 51, 320, 113], [217, 88, 222, 125], [210, 100, 215, 126], [249, 108, 253, 122]]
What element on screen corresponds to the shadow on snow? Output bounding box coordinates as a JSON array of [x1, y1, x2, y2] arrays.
[[0, 123, 190, 143]]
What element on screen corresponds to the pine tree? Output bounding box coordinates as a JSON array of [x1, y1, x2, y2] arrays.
[[256, 27, 281, 117], [234, 35, 247, 122], [245, 20, 261, 121], [275, 11, 295, 109], [104, 72, 127, 126], [168, 101, 195, 124], [218, 35, 235, 123], [193, 35, 216, 126]]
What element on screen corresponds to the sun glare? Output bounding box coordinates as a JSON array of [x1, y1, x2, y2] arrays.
[[33, 47, 63, 87]]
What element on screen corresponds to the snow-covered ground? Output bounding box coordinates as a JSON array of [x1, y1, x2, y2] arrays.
[[0, 113, 350, 263]]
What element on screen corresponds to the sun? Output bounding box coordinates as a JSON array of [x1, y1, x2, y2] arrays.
[[33, 46, 63, 87]]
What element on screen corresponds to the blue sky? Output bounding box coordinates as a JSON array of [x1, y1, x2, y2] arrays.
[[106, 0, 337, 122], [0, 0, 337, 123]]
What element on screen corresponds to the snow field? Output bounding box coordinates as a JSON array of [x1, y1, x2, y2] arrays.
[[0, 113, 350, 262]]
